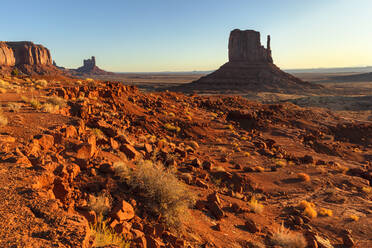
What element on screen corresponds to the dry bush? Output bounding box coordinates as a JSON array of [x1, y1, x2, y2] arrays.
[[0, 109, 8, 127], [248, 196, 264, 214], [34, 79, 48, 88], [164, 123, 180, 132], [298, 200, 317, 218], [41, 103, 59, 113], [89, 215, 130, 248], [318, 208, 333, 217], [7, 103, 21, 112], [88, 193, 112, 216], [30, 98, 41, 109], [348, 214, 359, 221], [271, 224, 307, 248], [46, 96, 66, 108], [114, 160, 195, 227]]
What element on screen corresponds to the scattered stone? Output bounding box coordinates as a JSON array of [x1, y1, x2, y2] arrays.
[[244, 218, 260, 233]]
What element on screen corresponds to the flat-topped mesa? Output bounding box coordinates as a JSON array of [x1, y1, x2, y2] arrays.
[[0, 41, 52, 66], [228, 29, 273, 63]]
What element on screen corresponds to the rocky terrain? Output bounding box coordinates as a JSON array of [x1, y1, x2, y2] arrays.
[[0, 73, 371, 248], [173, 30, 323, 94]]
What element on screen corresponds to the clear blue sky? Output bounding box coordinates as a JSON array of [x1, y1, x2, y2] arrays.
[[1, 0, 371, 72]]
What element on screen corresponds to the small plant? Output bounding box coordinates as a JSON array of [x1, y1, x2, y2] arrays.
[[348, 214, 359, 221], [11, 68, 19, 76], [92, 128, 107, 140], [7, 103, 21, 112], [88, 193, 111, 216], [271, 224, 307, 248], [164, 123, 180, 132], [30, 98, 41, 109], [114, 160, 195, 227], [298, 200, 317, 218], [34, 79, 48, 88], [89, 215, 130, 248], [318, 208, 333, 217], [297, 173, 310, 182], [247, 196, 264, 214], [46, 96, 67, 108], [41, 103, 59, 113], [0, 109, 8, 127]]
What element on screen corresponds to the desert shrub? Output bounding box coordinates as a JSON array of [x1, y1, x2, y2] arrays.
[[318, 208, 333, 217], [46, 96, 67, 108], [34, 79, 48, 88], [41, 103, 59, 113], [20, 96, 30, 103], [164, 123, 180, 132], [30, 98, 41, 109], [271, 224, 307, 248], [248, 196, 264, 214], [88, 193, 112, 216], [11, 68, 19, 76], [348, 214, 359, 221], [298, 200, 317, 218], [7, 103, 21, 112], [92, 128, 107, 140], [90, 215, 130, 248], [0, 109, 8, 127], [114, 160, 195, 227]]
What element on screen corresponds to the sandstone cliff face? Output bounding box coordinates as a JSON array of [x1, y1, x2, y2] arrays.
[[228, 29, 272, 63], [0, 42, 16, 66], [0, 41, 52, 67]]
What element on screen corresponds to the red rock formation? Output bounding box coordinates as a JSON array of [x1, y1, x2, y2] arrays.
[[0, 41, 61, 75], [6, 42, 52, 65], [73, 56, 113, 75], [0, 42, 16, 66], [175, 29, 323, 94]]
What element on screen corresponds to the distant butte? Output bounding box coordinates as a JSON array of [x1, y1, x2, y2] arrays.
[[174, 29, 323, 93], [72, 56, 113, 75]]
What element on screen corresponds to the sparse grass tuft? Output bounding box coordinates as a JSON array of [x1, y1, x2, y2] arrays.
[[348, 214, 359, 221], [271, 224, 307, 248], [34, 79, 48, 88], [164, 123, 180, 132], [41, 103, 59, 113], [318, 208, 333, 217], [30, 98, 41, 109], [114, 160, 195, 227], [298, 200, 317, 218], [247, 196, 264, 214], [89, 215, 130, 248], [46, 96, 66, 108], [0, 109, 8, 127], [7, 103, 21, 112], [92, 128, 107, 140], [88, 193, 111, 216]]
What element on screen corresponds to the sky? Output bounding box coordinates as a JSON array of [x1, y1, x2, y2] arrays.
[[1, 0, 372, 72]]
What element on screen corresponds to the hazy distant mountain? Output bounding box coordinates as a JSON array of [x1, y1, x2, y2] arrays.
[[285, 66, 372, 74]]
